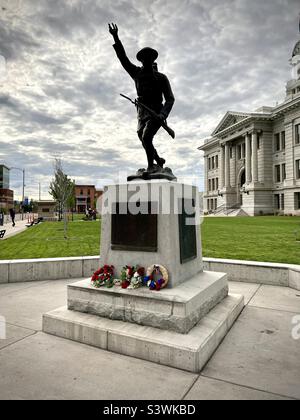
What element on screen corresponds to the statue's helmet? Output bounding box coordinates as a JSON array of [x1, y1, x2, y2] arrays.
[[136, 47, 158, 63]]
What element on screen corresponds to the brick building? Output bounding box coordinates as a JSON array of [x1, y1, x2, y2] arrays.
[[75, 185, 103, 213], [0, 165, 13, 211]]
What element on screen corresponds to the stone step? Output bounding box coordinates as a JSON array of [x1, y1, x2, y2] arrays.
[[43, 293, 244, 373], [67, 271, 228, 334]]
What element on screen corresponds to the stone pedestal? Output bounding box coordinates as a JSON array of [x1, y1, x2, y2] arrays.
[[43, 180, 243, 373], [99, 181, 202, 287], [67, 271, 228, 334]]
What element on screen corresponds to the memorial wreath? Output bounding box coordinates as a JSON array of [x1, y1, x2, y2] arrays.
[[91, 264, 169, 291], [144, 264, 169, 291], [91, 265, 115, 288], [120, 265, 145, 289]]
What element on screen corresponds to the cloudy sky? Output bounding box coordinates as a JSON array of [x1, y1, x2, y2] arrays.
[[0, 0, 299, 200]]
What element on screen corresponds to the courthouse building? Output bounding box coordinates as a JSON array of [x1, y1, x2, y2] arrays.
[[199, 34, 300, 216]]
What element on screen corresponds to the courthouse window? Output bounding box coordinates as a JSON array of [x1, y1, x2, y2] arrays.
[[237, 145, 241, 159], [274, 133, 281, 151], [281, 132, 285, 150], [216, 178, 219, 190], [208, 179, 211, 191], [274, 194, 280, 210], [296, 160, 300, 179], [281, 194, 285, 210], [275, 165, 281, 183], [282, 164, 286, 181], [215, 155, 218, 168], [295, 193, 300, 210], [296, 125, 300, 144]]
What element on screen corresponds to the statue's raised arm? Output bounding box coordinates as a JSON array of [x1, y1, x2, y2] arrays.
[[108, 22, 139, 79], [108, 23, 119, 41]]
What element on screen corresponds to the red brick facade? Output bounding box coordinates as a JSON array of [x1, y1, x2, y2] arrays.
[[0, 188, 14, 211], [75, 185, 103, 213]]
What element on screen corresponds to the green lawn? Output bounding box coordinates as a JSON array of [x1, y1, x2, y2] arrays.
[[0, 216, 299, 264], [201, 216, 300, 265], [0, 220, 100, 260]]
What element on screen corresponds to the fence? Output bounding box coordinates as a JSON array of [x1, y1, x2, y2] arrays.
[[1, 213, 37, 225]]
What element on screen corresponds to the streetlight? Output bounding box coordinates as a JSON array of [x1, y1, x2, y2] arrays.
[[10, 167, 25, 220]]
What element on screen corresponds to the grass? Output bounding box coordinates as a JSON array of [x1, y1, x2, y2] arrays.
[[201, 216, 300, 265], [0, 219, 100, 260], [0, 216, 299, 264]]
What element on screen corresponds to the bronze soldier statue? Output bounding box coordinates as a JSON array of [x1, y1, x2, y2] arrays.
[[108, 23, 175, 175]]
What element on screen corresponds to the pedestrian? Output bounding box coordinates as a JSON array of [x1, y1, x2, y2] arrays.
[[9, 208, 16, 227]]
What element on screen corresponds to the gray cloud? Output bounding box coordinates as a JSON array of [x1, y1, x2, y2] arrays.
[[0, 0, 299, 199]]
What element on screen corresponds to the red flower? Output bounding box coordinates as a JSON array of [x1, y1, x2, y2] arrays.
[[91, 265, 114, 285], [121, 280, 130, 289], [137, 267, 145, 276]]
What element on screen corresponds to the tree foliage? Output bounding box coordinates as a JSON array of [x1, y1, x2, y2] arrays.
[[49, 159, 75, 238]]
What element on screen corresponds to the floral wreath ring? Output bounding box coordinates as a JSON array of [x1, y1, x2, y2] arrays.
[[145, 264, 169, 290]]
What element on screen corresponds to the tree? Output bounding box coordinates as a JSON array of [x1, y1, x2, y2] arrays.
[[49, 159, 75, 239]]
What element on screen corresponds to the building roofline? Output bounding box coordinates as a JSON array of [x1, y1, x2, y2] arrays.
[[0, 164, 10, 170], [75, 185, 96, 187], [199, 96, 300, 150], [211, 111, 252, 136], [198, 138, 220, 151]]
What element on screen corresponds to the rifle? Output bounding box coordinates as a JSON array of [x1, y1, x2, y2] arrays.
[[120, 93, 175, 139]]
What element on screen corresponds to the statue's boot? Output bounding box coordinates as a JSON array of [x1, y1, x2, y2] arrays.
[[153, 150, 165, 168], [156, 157, 166, 168], [147, 165, 157, 173]]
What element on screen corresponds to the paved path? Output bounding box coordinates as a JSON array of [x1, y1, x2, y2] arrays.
[[0, 219, 30, 240], [0, 279, 299, 400]]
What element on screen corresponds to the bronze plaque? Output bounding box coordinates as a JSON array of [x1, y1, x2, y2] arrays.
[[178, 198, 197, 264], [111, 202, 157, 252]]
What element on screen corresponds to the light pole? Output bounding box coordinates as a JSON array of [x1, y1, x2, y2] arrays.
[[10, 167, 25, 220]]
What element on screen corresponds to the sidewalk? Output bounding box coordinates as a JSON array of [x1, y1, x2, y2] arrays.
[[0, 219, 29, 240], [0, 279, 299, 400]]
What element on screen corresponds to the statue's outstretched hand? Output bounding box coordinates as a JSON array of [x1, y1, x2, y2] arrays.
[[108, 23, 118, 36]]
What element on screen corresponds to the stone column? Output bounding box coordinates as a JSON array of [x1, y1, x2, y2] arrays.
[[251, 131, 258, 183], [225, 142, 230, 188], [220, 145, 225, 189], [204, 156, 208, 193], [231, 143, 236, 187], [245, 133, 252, 184]]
